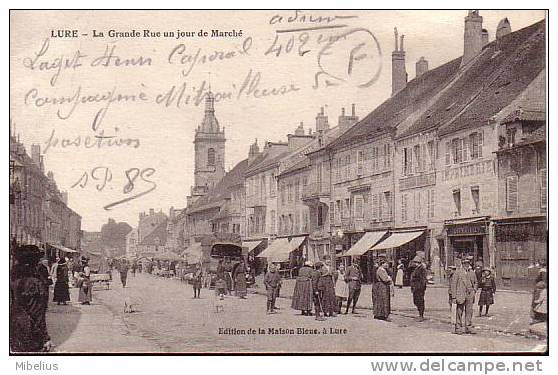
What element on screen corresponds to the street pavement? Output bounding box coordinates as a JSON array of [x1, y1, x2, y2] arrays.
[[254, 276, 538, 337], [45, 272, 546, 353]]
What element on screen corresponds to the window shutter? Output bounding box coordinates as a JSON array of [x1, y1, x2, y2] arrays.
[[357, 150, 363, 176], [401, 194, 407, 222], [479, 130, 484, 158], [463, 137, 469, 162], [506, 175, 518, 211], [387, 144, 391, 168], [402, 148, 407, 175], [372, 193, 379, 219], [445, 142, 451, 165], [408, 149, 413, 174], [540, 168, 547, 209], [330, 203, 335, 223]]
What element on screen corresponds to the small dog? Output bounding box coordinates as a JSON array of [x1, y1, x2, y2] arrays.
[[124, 295, 142, 313]]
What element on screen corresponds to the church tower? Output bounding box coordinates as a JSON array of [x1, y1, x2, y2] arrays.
[[189, 90, 226, 203]]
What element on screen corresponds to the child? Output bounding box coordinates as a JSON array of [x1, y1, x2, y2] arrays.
[[478, 268, 496, 316]]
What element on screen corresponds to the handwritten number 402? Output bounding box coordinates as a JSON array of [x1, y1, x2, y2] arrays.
[[265, 33, 311, 57]]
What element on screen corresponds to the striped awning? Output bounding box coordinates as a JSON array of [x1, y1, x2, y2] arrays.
[[344, 231, 386, 256], [370, 231, 424, 251]]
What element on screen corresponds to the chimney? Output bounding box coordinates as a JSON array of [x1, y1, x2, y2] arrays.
[[415, 56, 429, 78], [149, 208, 155, 216], [481, 29, 489, 47], [288, 122, 312, 150], [496, 18, 511, 40], [338, 104, 359, 133], [248, 138, 261, 165], [315, 107, 329, 133], [391, 27, 407, 96], [461, 10, 483, 68], [31, 144, 41, 166]]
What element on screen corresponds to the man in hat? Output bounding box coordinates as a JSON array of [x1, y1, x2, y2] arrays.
[[264, 263, 282, 314], [410, 255, 427, 321], [450, 258, 477, 334], [344, 261, 362, 314], [36, 256, 52, 312], [311, 261, 326, 321]]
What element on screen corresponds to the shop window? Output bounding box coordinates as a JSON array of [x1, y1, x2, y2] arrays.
[[452, 189, 461, 216], [471, 186, 480, 214], [506, 175, 518, 212]]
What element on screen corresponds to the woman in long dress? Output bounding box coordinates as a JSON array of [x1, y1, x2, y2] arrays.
[[77, 257, 92, 305], [291, 261, 314, 315], [53, 257, 70, 305], [234, 261, 248, 299], [372, 260, 392, 320], [395, 260, 405, 288], [334, 265, 349, 313], [317, 263, 337, 317]]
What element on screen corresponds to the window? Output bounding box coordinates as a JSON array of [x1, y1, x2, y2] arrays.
[[414, 191, 422, 221], [270, 173, 276, 196], [288, 183, 293, 203], [270, 210, 276, 233], [357, 150, 364, 176], [370, 193, 379, 219], [343, 198, 350, 218], [506, 176, 518, 212], [427, 141, 436, 170], [336, 158, 341, 181], [414, 145, 422, 173], [453, 189, 461, 216], [469, 133, 481, 159], [354, 195, 364, 218], [295, 210, 300, 233], [207, 148, 216, 166], [261, 175, 266, 198], [445, 141, 451, 165], [345, 155, 351, 180], [330, 202, 335, 223], [317, 207, 323, 227], [471, 186, 480, 214], [401, 194, 408, 222], [295, 179, 300, 200], [506, 127, 517, 145], [382, 191, 392, 220], [540, 168, 547, 209], [403, 147, 413, 176], [427, 189, 435, 218], [335, 200, 341, 222], [452, 138, 463, 164], [383, 144, 391, 169]]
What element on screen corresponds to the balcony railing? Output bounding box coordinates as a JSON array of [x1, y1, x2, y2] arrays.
[[301, 182, 330, 200], [399, 171, 436, 191]]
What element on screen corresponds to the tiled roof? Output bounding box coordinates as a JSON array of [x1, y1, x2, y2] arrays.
[[328, 19, 545, 146], [501, 108, 546, 124], [187, 159, 249, 214], [244, 145, 290, 176], [140, 219, 168, 246]]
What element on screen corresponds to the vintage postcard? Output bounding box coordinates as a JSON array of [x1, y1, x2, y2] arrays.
[[9, 9, 547, 354]]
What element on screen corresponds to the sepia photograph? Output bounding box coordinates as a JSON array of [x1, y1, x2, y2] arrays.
[[8, 9, 548, 355]]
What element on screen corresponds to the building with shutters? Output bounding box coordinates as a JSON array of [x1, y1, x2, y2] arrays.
[[493, 107, 546, 289]]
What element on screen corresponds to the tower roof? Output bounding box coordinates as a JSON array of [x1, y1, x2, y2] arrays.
[[198, 91, 221, 134]]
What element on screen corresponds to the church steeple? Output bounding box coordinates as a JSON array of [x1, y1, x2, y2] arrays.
[[198, 91, 221, 134]]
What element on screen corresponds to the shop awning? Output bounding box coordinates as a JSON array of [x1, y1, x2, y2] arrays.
[[370, 231, 424, 251], [344, 231, 387, 256], [257, 238, 290, 262], [242, 240, 262, 253], [287, 236, 306, 253], [444, 217, 488, 225], [182, 242, 203, 263]]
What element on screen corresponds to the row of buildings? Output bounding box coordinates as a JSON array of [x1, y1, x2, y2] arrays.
[[9, 129, 82, 259], [129, 12, 546, 289]]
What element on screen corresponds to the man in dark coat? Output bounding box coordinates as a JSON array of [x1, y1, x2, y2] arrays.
[[410, 255, 427, 321], [311, 262, 326, 321], [10, 245, 53, 352], [36, 257, 51, 311], [344, 262, 362, 314], [264, 263, 282, 313], [118, 260, 129, 288]]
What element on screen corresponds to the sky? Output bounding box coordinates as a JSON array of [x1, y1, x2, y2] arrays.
[[9, 10, 546, 231]]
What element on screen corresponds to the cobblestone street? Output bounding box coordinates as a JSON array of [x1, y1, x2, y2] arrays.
[[46, 273, 546, 353]]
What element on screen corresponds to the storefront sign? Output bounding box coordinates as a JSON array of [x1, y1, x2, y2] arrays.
[[447, 223, 487, 236]]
